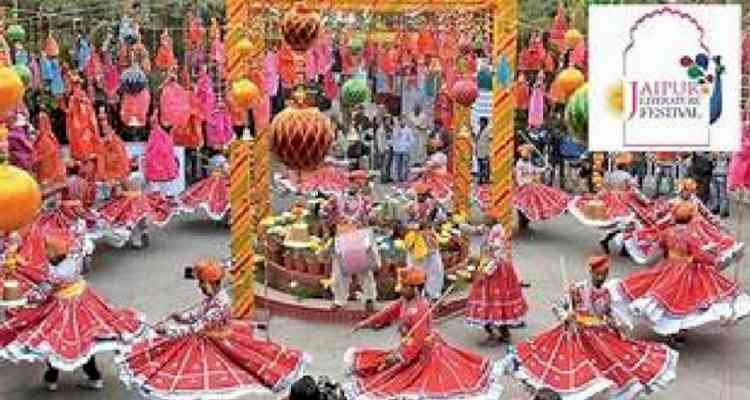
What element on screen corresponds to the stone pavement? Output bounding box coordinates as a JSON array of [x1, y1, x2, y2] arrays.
[[1, 206, 749, 400]]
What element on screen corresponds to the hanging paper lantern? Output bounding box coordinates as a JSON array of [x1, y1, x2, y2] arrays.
[[564, 29, 584, 48], [236, 38, 255, 57], [271, 106, 334, 171], [0, 161, 42, 232], [553, 66, 585, 101], [11, 65, 31, 87], [231, 79, 261, 110], [341, 78, 370, 108], [451, 79, 478, 107], [282, 2, 321, 52], [120, 65, 147, 94], [0, 67, 25, 115], [348, 36, 365, 55], [6, 24, 26, 43], [565, 84, 588, 144]]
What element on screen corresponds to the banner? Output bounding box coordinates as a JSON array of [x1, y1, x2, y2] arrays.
[[589, 5, 742, 151]]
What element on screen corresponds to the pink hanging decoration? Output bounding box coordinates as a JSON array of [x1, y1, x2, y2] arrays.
[[103, 60, 120, 101], [264, 52, 279, 97], [155, 30, 177, 71], [30, 57, 42, 90], [278, 45, 297, 89], [571, 42, 587, 70], [323, 72, 338, 100], [548, 4, 568, 50], [528, 72, 545, 128], [195, 70, 215, 121], [340, 46, 356, 76], [211, 36, 225, 69], [120, 90, 151, 127], [255, 97, 271, 130], [160, 80, 191, 128], [519, 34, 546, 71], [145, 114, 179, 183], [315, 32, 333, 75], [206, 104, 233, 149]]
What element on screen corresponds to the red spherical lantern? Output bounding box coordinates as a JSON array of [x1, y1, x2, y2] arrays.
[[451, 79, 478, 107], [282, 3, 321, 52], [271, 106, 334, 171]]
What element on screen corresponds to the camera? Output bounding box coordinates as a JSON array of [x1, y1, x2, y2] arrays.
[[184, 266, 195, 280], [290, 375, 346, 400]]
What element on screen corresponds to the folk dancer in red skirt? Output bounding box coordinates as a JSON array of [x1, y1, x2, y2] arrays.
[[179, 154, 229, 222], [465, 223, 528, 343], [0, 231, 47, 295], [623, 178, 743, 267], [514, 144, 569, 230], [0, 235, 145, 392], [347, 268, 504, 400], [608, 201, 750, 345], [97, 161, 177, 249], [324, 170, 380, 311], [117, 258, 310, 399], [502, 255, 678, 400], [404, 184, 448, 301], [570, 153, 653, 255]]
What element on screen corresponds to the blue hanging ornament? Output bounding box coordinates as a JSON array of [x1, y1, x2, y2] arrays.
[[709, 56, 724, 125], [77, 38, 92, 72], [695, 53, 709, 70], [496, 55, 513, 89], [120, 65, 147, 94]]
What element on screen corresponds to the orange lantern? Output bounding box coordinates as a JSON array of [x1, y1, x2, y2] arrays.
[[564, 29, 584, 48], [231, 79, 261, 110], [451, 79, 478, 107], [282, 2, 321, 52], [271, 105, 334, 171], [553, 66, 585, 101], [0, 67, 25, 116], [0, 161, 42, 233]]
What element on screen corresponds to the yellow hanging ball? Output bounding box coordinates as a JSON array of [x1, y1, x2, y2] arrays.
[[564, 29, 584, 48], [231, 79, 261, 110], [0, 163, 42, 233]]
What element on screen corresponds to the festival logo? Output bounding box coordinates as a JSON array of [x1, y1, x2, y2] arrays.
[[589, 5, 741, 151]]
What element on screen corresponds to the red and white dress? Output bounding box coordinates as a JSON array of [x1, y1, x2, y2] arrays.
[[569, 171, 651, 229], [623, 196, 743, 267], [503, 282, 678, 400], [514, 159, 569, 222], [117, 289, 309, 399], [179, 170, 229, 221], [0, 253, 144, 370], [0, 230, 48, 294], [345, 297, 503, 400], [465, 225, 528, 328], [608, 225, 750, 336], [98, 174, 177, 238]]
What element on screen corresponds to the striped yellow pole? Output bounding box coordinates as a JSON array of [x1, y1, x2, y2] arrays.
[[227, 0, 255, 319], [452, 106, 472, 217], [490, 0, 517, 233], [229, 139, 255, 318]]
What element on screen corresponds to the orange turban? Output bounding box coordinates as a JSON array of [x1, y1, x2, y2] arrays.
[[677, 178, 697, 194], [195, 258, 224, 283], [400, 268, 427, 286], [615, 152, 633, 166], [414, 183, 430, 195], [588, 255, 610, 274], [45, 234, 72, 258], [672, 200, 696, 223]]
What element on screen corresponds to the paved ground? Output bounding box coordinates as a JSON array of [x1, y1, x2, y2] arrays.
[[1, 202, 749, 400]]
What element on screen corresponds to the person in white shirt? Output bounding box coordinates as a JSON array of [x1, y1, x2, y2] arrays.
[[391, 119, 415, 182], [408, 105, 430, 166]]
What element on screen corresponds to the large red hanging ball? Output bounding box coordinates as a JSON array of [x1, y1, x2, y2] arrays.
[[451, 79, 478, 107], [282, 3, 321, 52], [271, 106, 334, 171]]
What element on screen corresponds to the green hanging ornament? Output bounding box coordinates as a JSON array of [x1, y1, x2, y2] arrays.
[[6, 25, 26, 43], [341, 78, 371, 108], [565, 84, 589, 145], [348, 36, 365, 55]]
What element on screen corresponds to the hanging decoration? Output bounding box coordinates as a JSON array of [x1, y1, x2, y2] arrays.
[[451, 78, 479, 107], [230, 79, 261, 110], [120, 65, 147, 94], [564, 29, 584, 49], [565, 83, 589, 144], [0, 67, 24, 115], [6, 24, 25, 43], [0, 130, 41, 233], [282, 2, 321, 53], [271, 93, 334, 171], [552, 65, 585, 101], [341, 78, 370, 108]]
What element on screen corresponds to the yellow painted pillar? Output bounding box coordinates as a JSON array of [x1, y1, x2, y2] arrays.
[[452, 106, 472, 217], [490, 0, 517, 233]]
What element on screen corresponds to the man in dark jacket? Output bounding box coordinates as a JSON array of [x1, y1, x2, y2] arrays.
[[689, 152, 713, 204]]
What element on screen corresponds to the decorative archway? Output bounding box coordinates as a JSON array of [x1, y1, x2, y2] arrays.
[[225, 0, 517, 318]]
